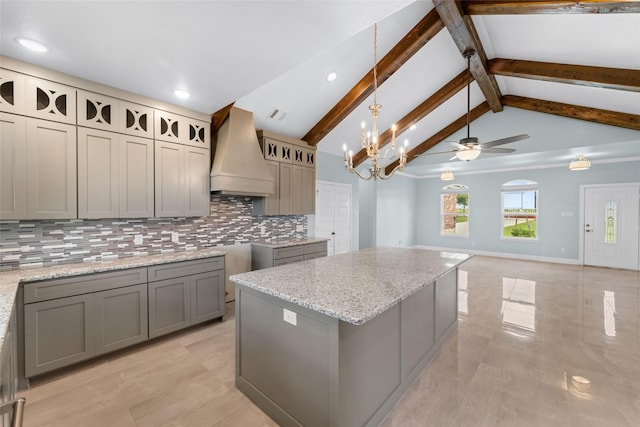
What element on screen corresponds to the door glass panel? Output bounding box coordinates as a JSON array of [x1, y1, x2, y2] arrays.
[[605, 201, 616, 244]]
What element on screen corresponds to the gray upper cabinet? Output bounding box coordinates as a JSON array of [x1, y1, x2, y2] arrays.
[[78, 127, 154, 219], [2, 60, 211, 220], [25, 77, 76, 125], [0, 113, 27, 219], [155, 141, 210, 218], [77, 90, 118, 132], [0, 69, 26, 115], [120, 101, 154, 139], [26, 118, 77, 219], [120, 135, 154, 218], [255, 131, 316, 216]]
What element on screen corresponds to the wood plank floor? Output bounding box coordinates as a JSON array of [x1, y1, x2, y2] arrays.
[[21, 256, 640, 426]]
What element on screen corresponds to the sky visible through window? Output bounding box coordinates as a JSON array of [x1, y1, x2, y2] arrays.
[[504, 191, 537, 210]]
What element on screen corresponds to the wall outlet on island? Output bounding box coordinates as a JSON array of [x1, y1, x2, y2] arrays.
[[283, 308, 297, 326]]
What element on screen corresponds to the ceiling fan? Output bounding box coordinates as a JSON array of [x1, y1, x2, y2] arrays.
[[423, 49, 529, 162]]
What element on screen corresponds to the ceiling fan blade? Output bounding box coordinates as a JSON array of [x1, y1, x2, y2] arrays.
[[448, 154, 459, 161], [481, 147, 516, 154], [448, 141, 465, 149], [414, 150, 457, 157], [481, 134, 530, 148]]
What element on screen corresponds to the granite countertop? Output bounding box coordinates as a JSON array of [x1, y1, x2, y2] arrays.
[[250, 237, 329, 249], [0, 248, 226, 351], [230, 247, 471, 325]]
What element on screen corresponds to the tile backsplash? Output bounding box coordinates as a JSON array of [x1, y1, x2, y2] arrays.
[[0, 195, 307, 270]]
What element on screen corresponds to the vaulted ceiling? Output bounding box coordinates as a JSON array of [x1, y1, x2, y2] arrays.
[[2, 1, 639, 177]]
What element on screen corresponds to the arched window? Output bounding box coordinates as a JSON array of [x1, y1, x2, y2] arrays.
[[501, 180, 538, 240], [441, 184, 469, 237]]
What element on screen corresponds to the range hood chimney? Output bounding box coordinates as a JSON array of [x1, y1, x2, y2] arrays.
[[210, 107, 274, 197]]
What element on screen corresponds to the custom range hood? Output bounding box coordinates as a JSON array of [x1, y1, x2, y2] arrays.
[[210, 107, 274, 197]]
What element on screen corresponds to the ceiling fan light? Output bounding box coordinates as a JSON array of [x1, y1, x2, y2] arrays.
[[456, 149, 481, 161], [440, 170, 455, 181], [569, 154, 591, 171]]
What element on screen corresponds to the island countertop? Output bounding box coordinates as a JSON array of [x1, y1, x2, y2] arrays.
[[230, 247, 471, 325]]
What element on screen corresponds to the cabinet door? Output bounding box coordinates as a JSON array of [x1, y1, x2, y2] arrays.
[[185, 119, 210, 149], [154, 110, 182, 144], [155, 140, 184, 217], [95, 284, 148, 355], [24, 294, 94, 377], [0, 113, 27, 219], [279, 163, 293, 215], [77, 90, 118, 131], [184, 146, 210, 217], [0, 69, 26, 114], [119, 101, 154, 139], [291, 165, 304, 214], [148, 277, 190, 338], [25, 77, 76, 124], [0, 306, 17, 427], [77, 127, 119, 219], [264, 160, 280, 215], [25, 118, 77, 219], [301, 166, 316, 214], [190, 270, 224, 325], [120, 135, 154, 218]]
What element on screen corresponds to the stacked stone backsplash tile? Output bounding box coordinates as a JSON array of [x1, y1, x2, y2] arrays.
[[0, 195, 307, 270]]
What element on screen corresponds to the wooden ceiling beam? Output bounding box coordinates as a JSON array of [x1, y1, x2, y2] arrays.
[[301, 10, 444, 147], [351, 69, 472, 167], [432, 0, 503, 112], [464, 1, 640, 15], [490, 58, 640, 92], [210, 102, 235, 135], [503, 95, 640, 130], [384, 102, 491, 175]]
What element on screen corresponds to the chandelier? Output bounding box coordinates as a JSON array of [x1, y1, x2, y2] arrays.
[[342, 23, 407, 180]]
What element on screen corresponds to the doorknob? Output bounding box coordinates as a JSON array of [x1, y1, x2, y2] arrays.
[[331, 232, 336, 235]]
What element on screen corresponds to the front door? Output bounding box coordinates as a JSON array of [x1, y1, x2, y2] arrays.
[[584, 184, 639, 270]]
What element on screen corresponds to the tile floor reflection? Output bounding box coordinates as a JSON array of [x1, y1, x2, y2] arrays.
[[382, 256, 640, 427], [21, 256, 639, 426]]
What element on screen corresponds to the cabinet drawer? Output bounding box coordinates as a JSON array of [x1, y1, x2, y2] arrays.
[[304, 242, 327, 255], [24, 268, 147, 303], [273, 246, 303, 260], [147, 257, 224, 282], [303, 252, 326, 261], [273, 255, 304, 267]]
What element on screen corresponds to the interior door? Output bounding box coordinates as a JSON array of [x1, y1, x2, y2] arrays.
[[584, 185, 639, 270], [315, 181, 352, 255]]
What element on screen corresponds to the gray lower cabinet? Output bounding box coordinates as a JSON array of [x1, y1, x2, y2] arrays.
[[148, 258, 225, 339], [21, 257, 224, 379], [23, 270, 149, 378], [435, 269, 458, 341], [251, 241, 327, 271]]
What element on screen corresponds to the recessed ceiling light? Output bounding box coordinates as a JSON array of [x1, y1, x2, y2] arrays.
[[173, 89, 190, 99], [326, 71, 338, 82], [15, 37, 49, 53], [410, 124, 417, 131]]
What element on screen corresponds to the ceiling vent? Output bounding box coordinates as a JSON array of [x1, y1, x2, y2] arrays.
[[267, 107, 287, 121]]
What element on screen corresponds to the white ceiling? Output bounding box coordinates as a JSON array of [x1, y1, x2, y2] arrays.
[[2, 1, 639, 177]]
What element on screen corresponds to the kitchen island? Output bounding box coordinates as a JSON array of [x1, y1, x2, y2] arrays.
[[230, 247, 470, 427]]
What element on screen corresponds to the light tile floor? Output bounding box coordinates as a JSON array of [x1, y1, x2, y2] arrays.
[[22, 256, 640, 426]]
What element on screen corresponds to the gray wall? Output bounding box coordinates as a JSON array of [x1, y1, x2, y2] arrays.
[[415, 160, 640, 261], [376, 175, 417, 248]]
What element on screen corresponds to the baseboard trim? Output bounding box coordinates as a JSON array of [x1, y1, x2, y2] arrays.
[[413, 245, 582, 266]]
